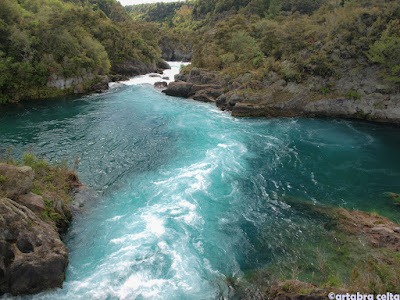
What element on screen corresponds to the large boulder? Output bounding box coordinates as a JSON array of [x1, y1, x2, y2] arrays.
[[0, 197, 68, 295], [0, 164, 34, 200], [156, 60, 171, 70], [162, 82, 193, 98], [111, 59, 158, 77]]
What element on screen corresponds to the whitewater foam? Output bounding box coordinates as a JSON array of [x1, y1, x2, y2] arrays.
[[116, 61, 190, 86]]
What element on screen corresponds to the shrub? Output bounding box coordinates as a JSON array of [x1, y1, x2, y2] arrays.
[[231, 30, 260, 60], [221, 53, 235, 66], [367, 20, 400, 84], [319, 86, 331, 94], [0, 175, 7, 183], [252, 52, 265, 68], [280, 63, 301, 82], [346, 90, 361, 100]]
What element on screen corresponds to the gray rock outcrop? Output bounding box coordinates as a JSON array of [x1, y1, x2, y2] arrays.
[[0, 197, 68, 295], [163, 68, 224, 101], [0, 163, 81, 296], [166, 63, 400, 124]]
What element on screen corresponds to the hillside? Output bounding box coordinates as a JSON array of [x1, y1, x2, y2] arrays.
[[0, 0, 164, 104], [136, 0, 400, 123]]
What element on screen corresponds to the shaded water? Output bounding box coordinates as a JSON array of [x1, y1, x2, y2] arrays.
[[1, 63, 400, 299]]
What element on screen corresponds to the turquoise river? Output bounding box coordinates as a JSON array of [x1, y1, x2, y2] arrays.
[[1, 63, 400, 299]]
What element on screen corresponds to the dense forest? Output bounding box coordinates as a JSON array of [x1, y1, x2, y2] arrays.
[[126, 2, 194, 24], [131, 0, 399, 87], [0, 0, 162, 104], [1, 0, 399, 105]]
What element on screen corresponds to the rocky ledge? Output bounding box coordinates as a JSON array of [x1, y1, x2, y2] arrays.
[[162, 68, 224, 102], [0, 160, 81, 296], [162, 63, 400, 124]]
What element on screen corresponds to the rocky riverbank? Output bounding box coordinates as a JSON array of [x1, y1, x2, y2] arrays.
[[0, 155, 82, 296], [1, 59, 172, 106], [48, 59, 172, 97], [162, 63, 400, 124], [229, 198, 400, 300]]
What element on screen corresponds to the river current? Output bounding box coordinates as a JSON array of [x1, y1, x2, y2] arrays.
[[1, 62, 400, 299]]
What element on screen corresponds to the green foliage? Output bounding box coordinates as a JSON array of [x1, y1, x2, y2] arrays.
[[367, 20, 400, 83], [171, 0, 400, 90], [325, 274, 341, 287], [22, 152, 50, 172], [319, 86, 332, 95], [279, 63, 301, 82], [42, 198, 62, 222], [252, 52, 265, 68], [346, 90, 361, 100], [127, 2, 194, 24], [231, 30, 259, 60], [0, 175, 8, 183], [192, 0, 326, 17], [0, 0, 161, 104]]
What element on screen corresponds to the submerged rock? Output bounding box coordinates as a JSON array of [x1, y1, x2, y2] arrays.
[[0, 197, 68, 296], [154, 81, 168, 89]]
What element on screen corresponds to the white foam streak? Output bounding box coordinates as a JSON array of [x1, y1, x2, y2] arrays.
[[114, 61, 190, 86]]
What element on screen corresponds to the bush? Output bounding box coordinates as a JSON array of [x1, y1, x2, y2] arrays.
[[346, 90, 361, 100], [279, 63, 301, 82], [367, 20, 400, 84], [231, 30, 260, 60]]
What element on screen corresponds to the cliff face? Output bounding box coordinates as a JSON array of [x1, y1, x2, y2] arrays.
[[158, 36, 192, 62], [0, 161, 81, 296], [46, 70, 110, 95], [163, 65, 400, 124]]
